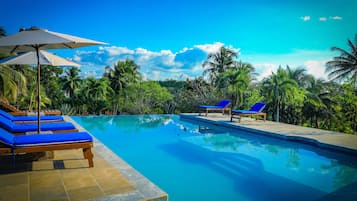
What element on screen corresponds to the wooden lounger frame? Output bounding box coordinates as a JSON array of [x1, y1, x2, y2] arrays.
[[0, 142, 94, 167], [14, 119, 64, 124], [200, 107, 231, 117], [231, 112, 266, 123], [12, 129, 79, 136], [0, 100, 61, 116], [10, 110, 61, 116]]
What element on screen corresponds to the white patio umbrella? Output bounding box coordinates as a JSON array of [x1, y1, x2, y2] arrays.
[[0, 50, 80, 67], [0, 27, 107, 133]]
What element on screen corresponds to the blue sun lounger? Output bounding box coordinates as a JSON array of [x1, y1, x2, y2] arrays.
[[199, 99, 231, 116], [231, 102, 267, 123], [0, 127, 94, 167], [0, 109, 63, 123], [0, 115, 77, 133]]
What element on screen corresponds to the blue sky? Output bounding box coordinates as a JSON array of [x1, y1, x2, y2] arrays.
[[1, 0, 357, 80]]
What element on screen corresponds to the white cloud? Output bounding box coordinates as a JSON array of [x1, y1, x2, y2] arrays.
[[71, 42, 334, 81], [330, 16, 342, 20], [227, 45, 240, 55], [252, 60, 329, 81], [195, 42, 224, 54], [301, 16, 311, 21], [304, 60, 328, 80], [242, 49, 335, 81], [100, 46, 134, 56], [160, 50, 173, 55], [178, 47, 193, 54], [152, 71, 160, 80], [132, 48, 177, 67], [254, 63, 277, 81], [141, 72, 148, 81], [160, 50, 176, 66], [169, 68, 182, 73], [192, 63, 204, 73], [300, 15, 342, 22], [72, 42, 237, 80], [73, 55, 81, 62]]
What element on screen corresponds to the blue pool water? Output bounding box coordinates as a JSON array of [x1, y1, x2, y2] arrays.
[[73, 115, 357, 201]]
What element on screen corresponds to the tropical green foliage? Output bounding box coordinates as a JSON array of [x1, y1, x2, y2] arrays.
[[326, 34, 357, 86], [61, 67, 81, 98], [0, 27, 5, 37], [173, 77, 218, 113], [203, 46, 238, 84], [216, 61, 256, 108], [261, 66, 298, 122], [104, 58, 141, 93], [40, 65, 65, 109], [0, 65, 27, 102], [118, 81, 173, 114]]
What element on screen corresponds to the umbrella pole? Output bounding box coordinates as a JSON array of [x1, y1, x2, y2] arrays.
[[35, 47, 41, 133]]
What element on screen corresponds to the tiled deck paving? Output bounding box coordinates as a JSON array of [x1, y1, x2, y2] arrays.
[[181, 113, 357, 155], [0, 116, 168, 201]]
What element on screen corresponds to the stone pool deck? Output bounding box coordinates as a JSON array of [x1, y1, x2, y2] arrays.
[[0, 116, 167, 201], [181, 113, 357, 155]]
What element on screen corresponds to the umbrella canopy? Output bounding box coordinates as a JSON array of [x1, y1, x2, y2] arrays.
[[0, 50, 80, 67], [0, 27, 106, 54], [0, 27, 106, 133]]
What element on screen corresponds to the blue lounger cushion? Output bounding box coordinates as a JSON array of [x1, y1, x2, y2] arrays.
[[0, 115, 75, 133], [14, 132, 92, 147], [232, 102, 266, 114], [232, 110, 261, 114], [199, 100, 231, 109], [200, 105, 226, 109], [0, 127, 92, 148], [11, 122, 75, 133], [0, 127, 94, 168], [0, 109, 63, 122], [0, 128, 15, 146]]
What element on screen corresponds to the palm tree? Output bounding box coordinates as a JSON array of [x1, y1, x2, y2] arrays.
[[261, 67, 298, 122], [203, 46, 238, 84], [61, 67, 81, 98], [81, 77, 113, 114], [286, 65, 309, 87], [0, 27, 8, 59], [303, 77, 336, 128], [0, 65, 27, 102], [0, 27, 6, 37], [216, 61, 255, 108], [338, 84, 357, 132], [326, 34, 357, 86], [104, 58, 141, 93], [83, 77, 112, 100]]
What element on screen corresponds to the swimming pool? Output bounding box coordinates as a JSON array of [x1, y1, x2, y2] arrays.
[[73, 115, 357, 201]]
